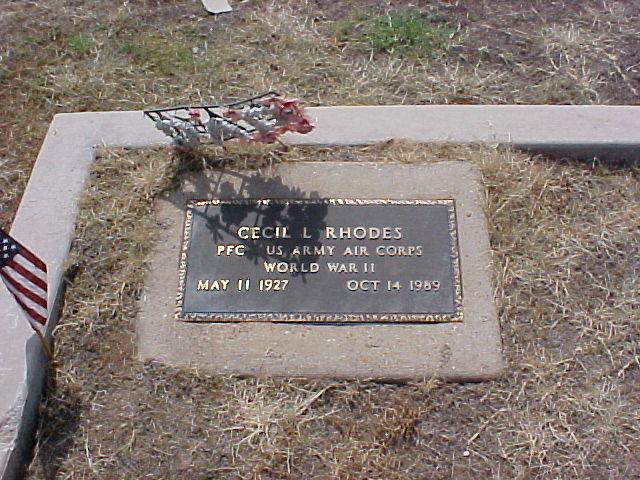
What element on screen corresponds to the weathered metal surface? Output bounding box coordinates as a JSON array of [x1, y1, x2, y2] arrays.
[[177, 199, 462, 323]]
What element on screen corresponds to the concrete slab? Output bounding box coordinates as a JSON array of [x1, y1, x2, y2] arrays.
[[138, 162, 501, 381], [2, 104, 639, 478], [202, 0, 232, 14]]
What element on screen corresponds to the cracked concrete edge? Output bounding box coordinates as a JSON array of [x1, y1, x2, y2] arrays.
[[2, 105, 639, 478]]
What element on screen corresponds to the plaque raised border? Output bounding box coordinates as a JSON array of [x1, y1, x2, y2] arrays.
[[176, 199, 463, 323]]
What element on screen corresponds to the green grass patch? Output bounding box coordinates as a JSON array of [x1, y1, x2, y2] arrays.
[[67, 33, 94, 56], [336, 10, 454, 59], [115, 33, 196, 77], [0, 67, 12, 85]]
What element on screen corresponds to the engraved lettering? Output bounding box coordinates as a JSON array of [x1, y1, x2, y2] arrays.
[[180, 199, 462, 323], [347, 280, 380, 291], [216, 244, 246, 256], [237, 226, 290, 239], [264, 262, 319, 273], [353, 227, 367, 239], [376, 245, 423, 256], [262, 227, 275, 238], [363, 262, 375, 273], [259, 279, 290, 291], [387, 280, 402, 291], [325, 227, 403, 240], [237, 226, 249, 239], [196, 279, 230, 291], [343, 246, 369, 256], [266, 245, 284, 256], [290, 245, 335, 257], [409, 280, 441, 291], [327, 262, 359, 273]]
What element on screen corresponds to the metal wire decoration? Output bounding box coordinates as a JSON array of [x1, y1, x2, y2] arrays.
[[144, 91, 314, 151]]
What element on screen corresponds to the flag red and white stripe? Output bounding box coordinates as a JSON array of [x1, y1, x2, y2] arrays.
[[0, 228, 48, 332]]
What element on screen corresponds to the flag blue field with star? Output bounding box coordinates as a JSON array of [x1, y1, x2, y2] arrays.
[[0, 229, 48, 330]]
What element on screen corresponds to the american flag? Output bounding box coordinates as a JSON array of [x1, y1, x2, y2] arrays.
[[0, 228, 48, 332]]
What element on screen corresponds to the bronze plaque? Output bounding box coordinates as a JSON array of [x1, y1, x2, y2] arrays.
[[177, 199, 462, 323]]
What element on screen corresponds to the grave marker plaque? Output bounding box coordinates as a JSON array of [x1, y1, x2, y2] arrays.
[[176, 199, 462, 322], [139, 162, 502, 379]]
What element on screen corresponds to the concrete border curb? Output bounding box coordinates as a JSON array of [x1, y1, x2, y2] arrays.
[[2, 105, 639, 478], [295, 105, 640, 161]]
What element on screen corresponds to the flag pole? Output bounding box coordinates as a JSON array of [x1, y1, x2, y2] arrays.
[[33, 328, 54, 363]]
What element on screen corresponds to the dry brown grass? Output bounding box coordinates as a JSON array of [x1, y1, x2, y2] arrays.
[[2, 1, 639, 229], [25, 142, 640, 479]]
